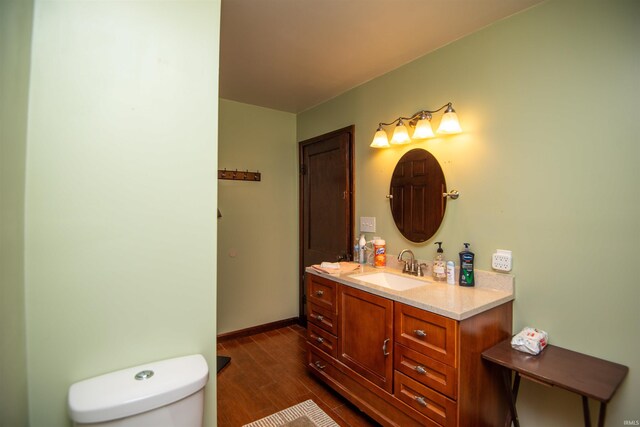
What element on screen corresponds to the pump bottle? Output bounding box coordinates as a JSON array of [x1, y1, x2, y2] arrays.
[[459, 243, 475, 287], [432, 242, 446, 281]]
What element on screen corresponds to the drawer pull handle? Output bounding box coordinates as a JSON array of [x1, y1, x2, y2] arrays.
[[415, 365, 427, 375], [415, 396, 427, 407], [316, 315, 324, 322], [413, 329, 427, 337], [315, 290, 324, 296], [382, 338, 390, 356], [316, 336, 324, 344], [314, 361, 326, 370]]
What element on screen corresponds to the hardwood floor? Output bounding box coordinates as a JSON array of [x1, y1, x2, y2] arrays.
[[217, 324, 380, 427]]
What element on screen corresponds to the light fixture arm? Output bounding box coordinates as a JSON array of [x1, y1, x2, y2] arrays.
[[377, 103, 453, 128]]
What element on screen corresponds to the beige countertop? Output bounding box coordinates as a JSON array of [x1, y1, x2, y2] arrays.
[[306, 263, 515, 321]]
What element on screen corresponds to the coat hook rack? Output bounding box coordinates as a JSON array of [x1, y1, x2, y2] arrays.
[[218, 168, 261, 182]]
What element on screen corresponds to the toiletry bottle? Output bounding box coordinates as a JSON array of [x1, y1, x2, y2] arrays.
[[353, 238, 360, 263], [446, 261, 455, 284], [433, 242, 446, 281], [359, 235, 367, 264], [373, 239, 386, 268], [459, 243, 475, 287]]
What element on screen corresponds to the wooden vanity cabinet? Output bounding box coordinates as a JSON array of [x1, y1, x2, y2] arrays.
[[306, 273, 512, 427]]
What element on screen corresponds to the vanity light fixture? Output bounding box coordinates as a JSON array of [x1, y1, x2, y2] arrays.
[[370, 102, 462, 148]]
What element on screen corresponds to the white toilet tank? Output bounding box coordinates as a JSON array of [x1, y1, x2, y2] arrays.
[[68, 354, 209, 427]]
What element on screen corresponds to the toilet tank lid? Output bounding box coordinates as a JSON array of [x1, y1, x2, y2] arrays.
[[68, 354, 209, 424]]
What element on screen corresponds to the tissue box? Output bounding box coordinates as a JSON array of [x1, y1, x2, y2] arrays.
[[511, 327, 549, 355]]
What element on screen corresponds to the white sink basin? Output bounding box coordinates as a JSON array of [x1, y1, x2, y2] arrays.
[[349, 272, 428, 291]]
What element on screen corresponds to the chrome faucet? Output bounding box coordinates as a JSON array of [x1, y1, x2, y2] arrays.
[[398, 249, 417, 275]]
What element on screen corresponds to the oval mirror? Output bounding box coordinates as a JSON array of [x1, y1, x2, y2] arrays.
[[389, 148, 447, 243]]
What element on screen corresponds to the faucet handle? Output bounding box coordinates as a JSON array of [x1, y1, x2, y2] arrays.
[[403, 261, 411, 274], [417, 263, 428, 277], [409, 261, 418, 275]]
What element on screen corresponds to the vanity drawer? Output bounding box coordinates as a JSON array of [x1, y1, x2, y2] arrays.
[[394, 371, 457, 427], [395, 302, 457, 367], [308, 303, 338, 335], [394, 344, 457, 399], [307, 274, 337, 313], [308, 346, 339, 380], [307, 322, 337, 358]]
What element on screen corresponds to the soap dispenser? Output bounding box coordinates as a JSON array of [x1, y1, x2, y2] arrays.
[[432, 242, 446, 281], [459, 243, 475, 287]]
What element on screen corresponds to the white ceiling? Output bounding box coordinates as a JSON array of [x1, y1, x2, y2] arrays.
[[220, 0, 544, 113]]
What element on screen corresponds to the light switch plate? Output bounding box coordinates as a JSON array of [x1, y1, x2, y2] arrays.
[[360, 216, 376, 233]]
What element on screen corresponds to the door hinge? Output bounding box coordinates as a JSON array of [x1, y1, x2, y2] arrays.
[[300, 164, 307, 175]]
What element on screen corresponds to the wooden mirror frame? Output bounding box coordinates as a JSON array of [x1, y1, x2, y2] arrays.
[[389, 148, 446, 243]]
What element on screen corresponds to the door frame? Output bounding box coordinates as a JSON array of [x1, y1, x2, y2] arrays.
[[298, 125, 355, 324]]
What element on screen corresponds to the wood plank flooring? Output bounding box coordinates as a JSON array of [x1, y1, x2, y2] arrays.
[[217, 324, 380, 427]]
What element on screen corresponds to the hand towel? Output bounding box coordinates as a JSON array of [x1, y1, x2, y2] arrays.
[[311, 262, 361, 275]]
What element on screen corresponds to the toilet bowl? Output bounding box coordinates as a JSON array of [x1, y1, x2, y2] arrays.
[[68, 354, 209, 427]]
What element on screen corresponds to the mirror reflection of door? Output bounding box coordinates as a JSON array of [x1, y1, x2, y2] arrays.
[[299, 126, 354, 323], [390, 149, 446, 243]]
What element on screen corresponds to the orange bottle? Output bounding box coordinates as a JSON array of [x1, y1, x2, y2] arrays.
[[373, 239, 386, 268]]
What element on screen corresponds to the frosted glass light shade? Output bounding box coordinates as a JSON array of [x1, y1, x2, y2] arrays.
[[391, 123, 411, 144], [437, 111, 462, 134], [412, 118, 435, 139], [370, 129, 390, 148]]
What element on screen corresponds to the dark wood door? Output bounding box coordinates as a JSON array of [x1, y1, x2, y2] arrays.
[[299, 126, 354, 322], [337, 285, 394, 393]]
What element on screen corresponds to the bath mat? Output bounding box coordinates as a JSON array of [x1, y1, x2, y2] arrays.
[[242, 399, 338, 427]]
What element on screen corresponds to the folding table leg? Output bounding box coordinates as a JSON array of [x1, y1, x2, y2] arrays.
[[597, 401, 607, 427], [502, 369, 520, 427], [582, 396, 591, 427]]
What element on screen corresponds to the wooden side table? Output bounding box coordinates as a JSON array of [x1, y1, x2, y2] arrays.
[[482, 339, 628, 427]]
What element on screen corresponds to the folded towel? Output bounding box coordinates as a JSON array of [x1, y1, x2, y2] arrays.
[[320, 262, 340, 269], [312, 262, 361, 275]]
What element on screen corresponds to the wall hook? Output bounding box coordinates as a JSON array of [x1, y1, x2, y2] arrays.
[[218, 168, 262, 182]]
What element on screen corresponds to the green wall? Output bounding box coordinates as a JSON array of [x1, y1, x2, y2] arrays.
[[24, 1, 220, 426], [298, 0, 639, 425], [217, 99, 298, 334], [0, 0, 34, 426]]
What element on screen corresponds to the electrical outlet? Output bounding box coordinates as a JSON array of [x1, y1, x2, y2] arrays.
[[360, 216, 376, 233], [492, 249, 512, 272]]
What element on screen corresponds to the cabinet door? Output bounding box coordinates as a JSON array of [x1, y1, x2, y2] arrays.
[[337, 285, 394, 393]]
